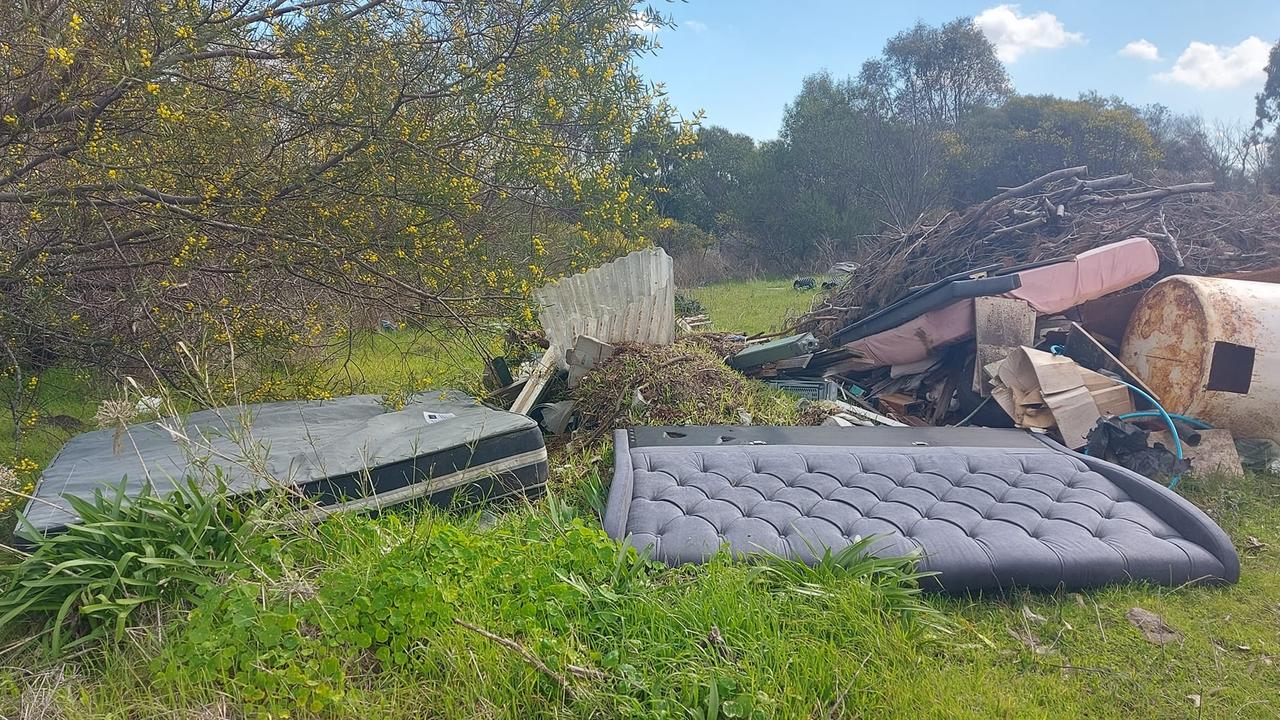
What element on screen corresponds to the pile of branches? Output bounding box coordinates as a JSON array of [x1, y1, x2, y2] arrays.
[[800, 166, 1280, 337]]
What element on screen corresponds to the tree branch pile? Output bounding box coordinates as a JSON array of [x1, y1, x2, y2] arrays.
[[800, 167, 1280, 338]]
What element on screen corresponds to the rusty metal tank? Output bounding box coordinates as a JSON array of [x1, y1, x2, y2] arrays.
[[1121, 275, 1280, 442]]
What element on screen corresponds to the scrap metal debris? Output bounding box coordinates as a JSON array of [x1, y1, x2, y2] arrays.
[[728, 333, 818, 372], [1122, 274, 1280, 445], [511, 247, 676, 414], [1150, 428, 1243, 477], [701, 169, 1271, 479]]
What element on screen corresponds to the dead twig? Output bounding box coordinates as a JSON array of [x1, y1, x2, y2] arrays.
[[452, 618, 606, 696], [1035, 661, 1112, 674]]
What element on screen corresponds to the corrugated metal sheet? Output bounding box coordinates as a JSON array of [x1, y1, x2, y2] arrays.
[[534, 247, 674, 366]]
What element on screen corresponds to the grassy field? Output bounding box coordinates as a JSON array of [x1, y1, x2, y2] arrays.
[[688, 279, 817, 335], [2, 280, 1279, 718]]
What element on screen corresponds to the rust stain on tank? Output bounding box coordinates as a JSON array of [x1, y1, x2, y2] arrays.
[[1211, 290, 1259, 340], [1122, 278, 1208, 412]]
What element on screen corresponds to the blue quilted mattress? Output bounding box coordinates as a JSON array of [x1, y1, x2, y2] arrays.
[[603, 426, 1239, 592]]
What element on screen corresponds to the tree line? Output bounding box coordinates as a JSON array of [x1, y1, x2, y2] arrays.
[[643, 18, 1280, 274]]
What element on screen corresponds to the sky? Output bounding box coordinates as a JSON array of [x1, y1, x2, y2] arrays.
[[635, 1, 1280, 140]]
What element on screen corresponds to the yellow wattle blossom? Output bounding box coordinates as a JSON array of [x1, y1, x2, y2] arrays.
[[47, 47, 74, 66], [156, 104, 184, 122], [4, 0, 672, 395]]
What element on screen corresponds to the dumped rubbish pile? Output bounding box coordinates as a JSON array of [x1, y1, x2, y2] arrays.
[[491, 247, 807, 439], [778, 261, 1272, 486], [573, 339, 797, 438], [744, 167, 1280, 485], [496, 171, 1280, 488]]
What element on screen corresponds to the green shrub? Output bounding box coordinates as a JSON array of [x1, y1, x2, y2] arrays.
[[674, 291, 707, 318]]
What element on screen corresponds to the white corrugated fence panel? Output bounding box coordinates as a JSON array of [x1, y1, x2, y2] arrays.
[[533, 247, 675, 368]]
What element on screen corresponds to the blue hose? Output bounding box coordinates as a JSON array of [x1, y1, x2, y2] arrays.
[[1118, 411, 1213, 430], [1113, 380, 1184, 490], [1049, 345, 1185, 490]]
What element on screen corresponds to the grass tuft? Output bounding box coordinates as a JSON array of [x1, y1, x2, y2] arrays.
[[687, 279, 816, 335], [0, 477, 256, 656]]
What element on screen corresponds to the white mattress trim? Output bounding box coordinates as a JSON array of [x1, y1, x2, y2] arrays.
[[292, 446, 548, 520]]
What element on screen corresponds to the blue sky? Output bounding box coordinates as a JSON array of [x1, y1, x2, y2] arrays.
[[635, 1, 1280, 140]]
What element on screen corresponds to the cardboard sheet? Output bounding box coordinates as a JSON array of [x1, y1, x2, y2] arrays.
[[989, 347, 1134, 449]]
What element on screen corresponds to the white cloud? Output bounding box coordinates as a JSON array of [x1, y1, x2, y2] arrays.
[[1119, 39, 1160, 61], [974, 4, 1084, 63], [683, 20, 707, 33], [631, 11, 660, 33], [1156, 37, 1271, 89]]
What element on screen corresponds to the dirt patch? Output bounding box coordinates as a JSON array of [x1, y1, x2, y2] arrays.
[[1126, 607, 1183, 645]]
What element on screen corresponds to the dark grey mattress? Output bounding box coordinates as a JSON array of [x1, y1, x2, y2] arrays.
[[23, 392, 547, 539], [604, 426, 1239, 592]]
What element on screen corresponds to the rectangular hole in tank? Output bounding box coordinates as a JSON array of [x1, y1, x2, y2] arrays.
[[1206, 342, 1254, 394]]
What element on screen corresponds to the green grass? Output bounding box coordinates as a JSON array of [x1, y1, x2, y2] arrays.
[[1, 366, 99, 479], [319, 327, 496, 392], [688, 279, 817, 335], [9, 509, 945, 719], [3, 279, 1280, 718]]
